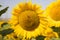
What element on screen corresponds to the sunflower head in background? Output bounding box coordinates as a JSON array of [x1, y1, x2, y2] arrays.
[[9, 1, 51, 39], [44, 1, 60, 27]]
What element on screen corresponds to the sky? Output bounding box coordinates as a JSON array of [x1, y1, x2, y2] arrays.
[[0, 0, 56, 19]]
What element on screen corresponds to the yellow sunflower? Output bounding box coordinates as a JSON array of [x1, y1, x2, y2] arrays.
[[4, 33, 16, 40], [44, 1, 60, 27], [44, 32, 59, 40], [42, 27, 59, 40], [10, 2, 49, 39]]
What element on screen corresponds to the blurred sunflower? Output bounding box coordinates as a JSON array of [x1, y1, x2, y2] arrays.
[[4, 33, 16, 40], [10, 2, 49, 39], [4, 32, 22, 40], [42, 27, 59, 40], [44, 1, 60, 27]]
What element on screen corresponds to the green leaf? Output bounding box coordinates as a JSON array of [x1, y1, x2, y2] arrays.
[[0, 22, 11, 31], [50, 37, 60, 40], [0, 29, 14, 36], [0, 5, 2, 7], [36, 35, 46, 40], [51, 26, 60, 37], [1, 22, 9, 27], [0, 7, 9, 16]]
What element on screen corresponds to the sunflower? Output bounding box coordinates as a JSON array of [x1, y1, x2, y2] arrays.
[[4, 33, 16, 40], [44, 32, 59, 40], [10, 2, 49, 39], [42, 27, 59, 40], [44, 1, 60, 27]]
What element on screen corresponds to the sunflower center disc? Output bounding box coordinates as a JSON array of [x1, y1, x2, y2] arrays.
[[19, 10, 40, 31], [49, 7, 60, 21]]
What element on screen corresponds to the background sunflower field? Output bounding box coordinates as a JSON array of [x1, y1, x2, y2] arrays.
[[0, 0, 60, 40]]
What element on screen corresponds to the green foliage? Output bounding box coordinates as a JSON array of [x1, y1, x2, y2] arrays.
[[36, 35, 46, 40], [0, 23, 14, 40], [1, 23, 9, 27], [0, 23, 14, 37], [0, 7, 9, 16], [51, 26, 60, 37], [0, 5, 2, 7], [0, 29, 14, 36], [50, 37, 60, 40], [0, 23, 11, 31]]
